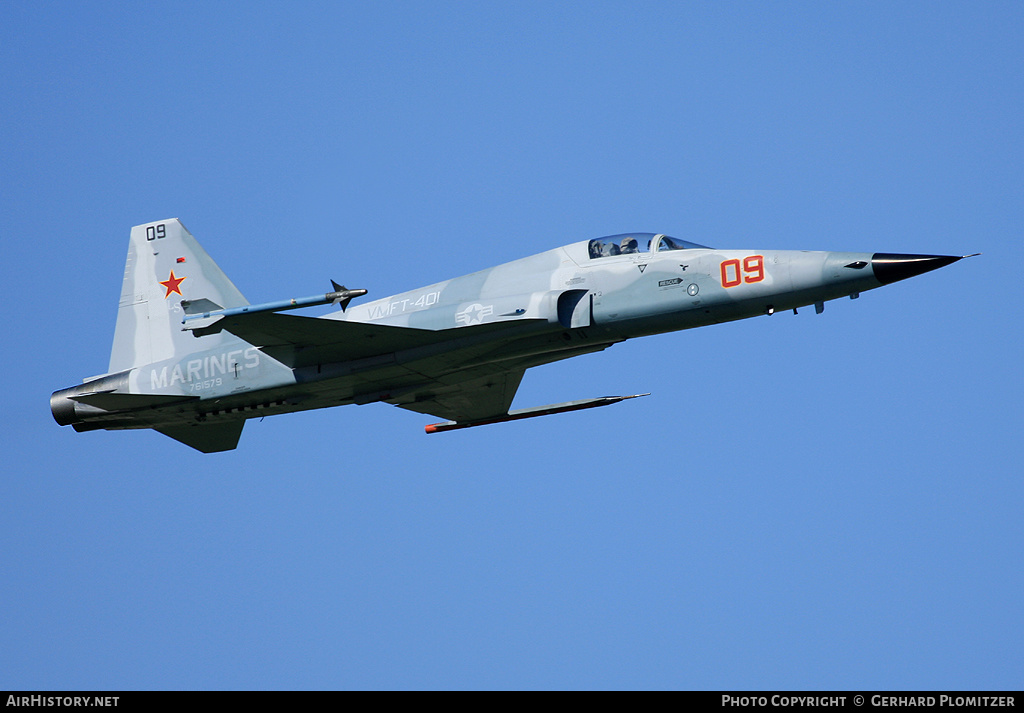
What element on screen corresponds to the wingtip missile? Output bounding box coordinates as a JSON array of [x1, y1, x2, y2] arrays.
[[182, 285, 368, 326], [424, 393, 650, 434]]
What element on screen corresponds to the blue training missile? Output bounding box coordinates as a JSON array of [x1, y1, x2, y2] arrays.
[[181, 285, 367, 324]]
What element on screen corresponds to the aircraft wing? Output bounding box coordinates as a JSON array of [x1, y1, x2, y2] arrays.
[[200, 312, 540, 368], [390, 369, 525, 423], [386, 342, 616, 423], [201, 311, 616, 425]]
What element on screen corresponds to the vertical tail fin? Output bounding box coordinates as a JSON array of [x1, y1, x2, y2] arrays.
[[109, 219, 249, 373]]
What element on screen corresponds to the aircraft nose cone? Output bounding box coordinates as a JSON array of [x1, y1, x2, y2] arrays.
[[871, 253, 962, 285]]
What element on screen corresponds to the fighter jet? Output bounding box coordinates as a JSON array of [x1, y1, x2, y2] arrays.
[[51, 219, 974, 452]]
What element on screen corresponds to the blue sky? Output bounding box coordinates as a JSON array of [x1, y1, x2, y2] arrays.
[[2, 1, 1021, 690]]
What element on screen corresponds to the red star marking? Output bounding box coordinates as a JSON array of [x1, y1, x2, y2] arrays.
[[159, 269, 187, 298]]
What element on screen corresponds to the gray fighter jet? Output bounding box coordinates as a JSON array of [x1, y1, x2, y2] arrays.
[[51, 219, 973, 452]]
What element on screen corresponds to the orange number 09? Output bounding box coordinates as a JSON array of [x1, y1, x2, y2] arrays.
[[720, 255, 765, 288]]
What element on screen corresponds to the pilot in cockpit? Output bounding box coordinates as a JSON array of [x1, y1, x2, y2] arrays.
[[620, 236, 639, 254]]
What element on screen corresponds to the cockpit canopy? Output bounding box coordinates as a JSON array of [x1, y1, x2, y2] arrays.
[[587, 233, 710, 259]]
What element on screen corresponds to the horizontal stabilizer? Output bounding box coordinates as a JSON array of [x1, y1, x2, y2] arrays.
[[181, 298, 224, 315], [155, 421, 244, 453]]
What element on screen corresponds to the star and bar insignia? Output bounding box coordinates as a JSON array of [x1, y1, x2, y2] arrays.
[[159, 269, 187, 298]]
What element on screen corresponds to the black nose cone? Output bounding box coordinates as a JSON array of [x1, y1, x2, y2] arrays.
[[871, 253, 962, 285]]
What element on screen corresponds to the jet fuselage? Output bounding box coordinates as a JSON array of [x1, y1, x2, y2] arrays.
[[51, 223, 965, 451]]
